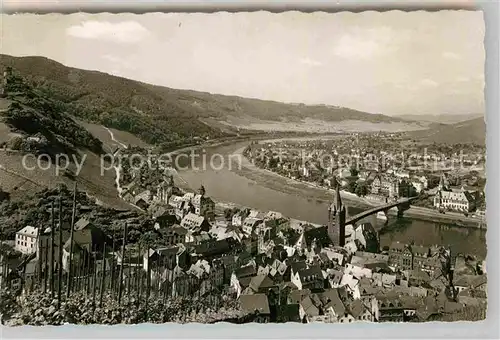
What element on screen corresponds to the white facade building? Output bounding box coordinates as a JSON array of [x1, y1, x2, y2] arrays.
[[15, 226, 39, 255]]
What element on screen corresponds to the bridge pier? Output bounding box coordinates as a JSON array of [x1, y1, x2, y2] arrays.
[[396, 201, 411, 218]]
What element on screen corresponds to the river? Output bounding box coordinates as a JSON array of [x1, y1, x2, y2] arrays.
[[173, 141, 487, 259]]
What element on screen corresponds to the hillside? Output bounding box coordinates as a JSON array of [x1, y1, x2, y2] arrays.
[[0, 54, 425, 144], [0, 73, 135, 209], [394, 113, 483, 125], [407, 117, 486, 145]]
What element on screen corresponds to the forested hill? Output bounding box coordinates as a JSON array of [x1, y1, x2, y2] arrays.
[[0, 54, 417, 148], [1, 69, 103, 156]]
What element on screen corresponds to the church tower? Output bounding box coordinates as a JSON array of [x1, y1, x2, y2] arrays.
[[198, 184, 206, 197], [327, 178, 346, 247]]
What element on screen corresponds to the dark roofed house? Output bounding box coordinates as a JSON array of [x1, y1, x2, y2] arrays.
[[249, 274, 276, 293], [288, 289, 312, 305], [235, 263, 257, 279], [74, 218, 92, 231], [319, 288, 346, 318], [304, 226, 330, 249], [239, 293, 271, 323], [299, 295, 320, 322], [293, 265, 324, 291], [408, 269, 431, 286], [190, 239, 233, 261]]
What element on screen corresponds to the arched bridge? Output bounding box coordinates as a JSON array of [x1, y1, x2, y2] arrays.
[[346, 196, 419, 225]]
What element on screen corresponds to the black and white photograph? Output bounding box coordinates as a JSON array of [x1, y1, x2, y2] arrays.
[[0, 8, 489, 328]]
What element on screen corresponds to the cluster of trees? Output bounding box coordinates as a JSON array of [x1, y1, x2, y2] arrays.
[[3, 73, 103, 155]]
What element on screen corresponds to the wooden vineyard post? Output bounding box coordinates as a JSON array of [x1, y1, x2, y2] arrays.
[[66, 182, 78, 297], [117, 223, 127, 305], [145, 251, 151, 317], [136, 243, 141, 306], [57, 196, 63, 310], [110, 228, 115, 297], [84, 250, 91, 295], [37, 225, 43, 291], [126, 250, 131, 301], [43, 235, 48, 293], [99, 241, 106, 307], [50, 200, 55, 297], [92, 248, 97, 308]]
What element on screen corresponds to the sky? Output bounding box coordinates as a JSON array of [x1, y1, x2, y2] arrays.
[[0, 11, 485, 116]]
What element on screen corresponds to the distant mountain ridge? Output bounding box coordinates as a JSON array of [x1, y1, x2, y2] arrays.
[[0, 54, 423, 144], [407, 117, 486, 145], [394, 113, 483, 125]]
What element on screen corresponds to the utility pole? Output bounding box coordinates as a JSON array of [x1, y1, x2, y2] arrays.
[[66, 182, 78, 297]]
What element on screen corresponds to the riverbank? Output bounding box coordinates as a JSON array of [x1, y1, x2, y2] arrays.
[[232, 145, 485, 229]]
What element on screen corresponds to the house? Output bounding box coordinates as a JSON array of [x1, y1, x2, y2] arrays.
[[169, 195, 195, 220], [154, 213, 179, 230], [265, 211, 284, 220], [189, 239, 233, 261], [388, 242, 413, 271], [347, 299, 373, 322], [339, 273, 360, 299], [317, 288, 346, 320], [15, 226, 39, 255], [242, 217, 263, 236], [192, 187, 216, 221], [372, 273, 396, 288], [231, 209, 250, 227], [434, 187, 477, 212], [154, 174, 175, 204], [239, 293, 271, 323], [143, 246, 181, 272], [292, 265, 324, 291], [371, 174, 399, 198], [411, 179, 425, 193], [299, 294, 321, 322], [221, 255, 237, 283], [3, 270, 22, 293], [162, 225, 189, 246], [377, 297, 405, 322], [150, 203, 176, 220], [453, 274, 487, 294], [325, 269, 343, 288], [180, 213, 211, 232], [134, 190, 153, 210], [344, 263, 372, 280], [352, 251, 389, 267], [407, 269, 431, 287], [248, 274, 276, 293]]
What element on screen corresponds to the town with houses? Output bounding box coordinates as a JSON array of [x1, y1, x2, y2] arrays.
[[0, 10, 489, 327], [243, 136, 486, 223], [0, 145, 487, 324]]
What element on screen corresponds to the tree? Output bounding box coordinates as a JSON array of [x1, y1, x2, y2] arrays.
[[268, 157, 279, 169], [354, 182, 369, 197], [399, 181, 417, 197], [349, 166, 359, 177], [347, 180, 357, 194]]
